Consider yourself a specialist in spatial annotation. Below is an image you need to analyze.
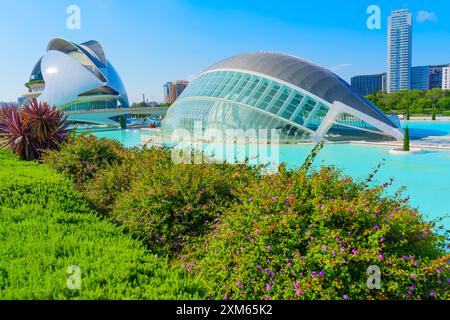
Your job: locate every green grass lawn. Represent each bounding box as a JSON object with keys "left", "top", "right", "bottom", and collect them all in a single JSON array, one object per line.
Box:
[{"left": 0, "top": 150, "right": 204, "bottom": 299}]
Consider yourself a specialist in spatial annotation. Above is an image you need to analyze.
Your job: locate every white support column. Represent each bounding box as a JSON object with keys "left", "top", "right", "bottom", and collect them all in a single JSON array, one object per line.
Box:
[{"left": 313, "top": 106, "right": 340, "bottom": 141}]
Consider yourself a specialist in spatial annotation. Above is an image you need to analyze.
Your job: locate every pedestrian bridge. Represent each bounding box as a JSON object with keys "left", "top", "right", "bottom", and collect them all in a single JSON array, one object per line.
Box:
[{"left": 66, "top": 106, "right": 169, "bottom": 126}]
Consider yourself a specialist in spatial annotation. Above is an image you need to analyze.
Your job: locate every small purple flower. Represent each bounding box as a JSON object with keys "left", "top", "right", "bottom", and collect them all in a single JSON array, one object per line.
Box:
[
  {"left": 318, "top": 270, "right": 325, "bottom": 278},
  {"left": 296, "top": 290, "right": 303, "bottom": 295},
  {"left": 266, "top": 284, "right": 271, "bottom": 291},
  {"left": 374, "top": 224, "right": 379, "bottom": 230},
  {"left": 267, "top": 246, "right": 272, "bottom": 251},
  {"left": 187, "top": 267, "right": 192, "bottom": 273},
  {"left": 410, "top": 273, "right": 415, "bottom": 279},
  {"left": 437, "top": 268, "right": 443, "bottom": 274},
  {"left": 379, "top": 254, "right": 385, "bottom": 261},
  {"left": 407, "top": 290, "right": 413, "bottom": 295},
  {"left": 332, "top": 250, "right": 336, "bottom": 256},
  {"left": 320, "top": 205, "right": 325, "bottom": 211},
  {"left": 430, "top": 290, "right": 435, "bottom": 297},
  {"left": 402, "top": 256, "right": 409, "bottom": 261},
  {"left": 265, "top": 296, "right": 270, "bottom": 300},
  {"left": 255, "top": 229, "right": 259, "bottom": 235},
  {"left": 321, "top": 245, "right": 327, "bottom": 252},
  {"left": 311, "top": 271, "right": 317, "bottom": 277},
  {"left": 340, "top": 248, "right": 345, "bottom": 253},
  {"left": 446, "top": 278, "right": 450, "bottom": 283},
  {"left": 272, "top": 196, "right": 277, "bottom": 201},
  {"left": 248, "top": 197, "right": 253, "bottom": 202},
  {"left": 287, "top": 263, "right": 292, "bottom": 267},
  {"left": 237, "top": 281, "right": 242, "bottom": 287},
  {"left": 351, "top": 249, "right": 358, "bottom": 255},
  {"left": 343, "top": 295, "right": 348, "bottom": 300}
]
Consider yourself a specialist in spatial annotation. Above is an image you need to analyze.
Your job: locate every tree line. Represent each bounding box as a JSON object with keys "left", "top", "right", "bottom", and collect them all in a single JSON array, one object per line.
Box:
[{"left": 365, "top": 88, "right": 450, "bottom": 116}]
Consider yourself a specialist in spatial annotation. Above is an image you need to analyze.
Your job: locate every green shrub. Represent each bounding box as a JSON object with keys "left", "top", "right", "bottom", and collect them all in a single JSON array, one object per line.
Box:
[
  {"left": 42, "top": 135, "right": 125, "bottom": 187},
  {"left": 85, "top": 146, "right": 258, "bottom": 255},
  {"left": 183, "top": 166, "right": 449, "bottom": 300},
  {"left": 38, "top": 137, "right": 450, "bottom": 300},
  {"left": 0, "top": 149, "right": 205, "bottom": 299}
]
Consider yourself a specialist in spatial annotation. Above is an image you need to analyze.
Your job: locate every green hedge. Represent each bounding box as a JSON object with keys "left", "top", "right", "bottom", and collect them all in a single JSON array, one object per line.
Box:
[{"left": 0, "top": 150, "right": 205, "bottom": 299}]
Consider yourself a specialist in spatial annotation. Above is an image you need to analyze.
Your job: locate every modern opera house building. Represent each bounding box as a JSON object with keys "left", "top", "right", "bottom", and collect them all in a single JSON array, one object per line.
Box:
[
  {"left": 22, "top": 38, "right": 129, "bottom": 111},
  {"left": 162, "top": 52, "right": 403, "bottom": 142}
]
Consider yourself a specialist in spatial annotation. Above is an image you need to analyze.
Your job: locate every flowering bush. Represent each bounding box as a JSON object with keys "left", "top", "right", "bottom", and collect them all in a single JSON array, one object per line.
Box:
[
  {"left": 184, "top": 166, "right": 449, "bottom": 300},
  {"left": 85, "top": 146, "right": 258, "bottom": 255},
  {"left": 44, "top": 137, "right": 450, "bottom": 299},
  {"left": 43, "top": 135, "right": 125, "bottom": 187}
]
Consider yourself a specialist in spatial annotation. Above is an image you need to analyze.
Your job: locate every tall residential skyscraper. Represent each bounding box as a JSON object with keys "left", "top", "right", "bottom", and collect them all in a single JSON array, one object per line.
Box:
[{"left": 387, "top": 9, "right": 412, "bottom": 93}]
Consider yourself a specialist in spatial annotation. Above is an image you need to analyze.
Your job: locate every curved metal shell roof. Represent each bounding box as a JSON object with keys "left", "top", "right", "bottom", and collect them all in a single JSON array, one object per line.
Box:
[
  {"left": 204, "top": 52, "right": 396, "bottom": 128},
  {"left": 30, "top": 38, "right": 129, "bottom": 107}
]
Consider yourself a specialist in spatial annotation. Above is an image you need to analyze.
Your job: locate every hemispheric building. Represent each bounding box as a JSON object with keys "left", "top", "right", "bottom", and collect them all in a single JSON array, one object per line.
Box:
[
  {"left": 22, "top": 38, "right": 129, "bottom": 111},
  {"left": 162, "top": 52, "right": 403, "bottom": 143}
]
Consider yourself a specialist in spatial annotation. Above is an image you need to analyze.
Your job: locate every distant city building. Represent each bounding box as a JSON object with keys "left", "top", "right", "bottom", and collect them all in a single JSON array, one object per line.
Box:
[
  {"left": 411, "top": 64, "right": 449, "bottom": 90},
  {"left": 443, "top": 66, "right": 450, "bottom": 90},
  {"left": 164, "top": 82, "right": 177, "bottom": 104},
  {"left": 382, "top": 73, "right": 387, "bottom": 92},
  {"left": 387, "top": 9, "right": 412, "bottom": 93},
  {"left": 17, "top": 97, "right": 26, "bottom": 106},
  {"left": 429, "top": 65, "right": 446, "bottom": 89},
  {"left": 164, "top": 80, "right": 189, "bottom": 104},
  {"left": 351, "top": 73, "right": 386, "bottom": 96},
  {"left": 175, "top": 80, "right": 189, "bottom": 98},
  {"left": 411, "top": 66, "right": 430, "bottom": 90}
]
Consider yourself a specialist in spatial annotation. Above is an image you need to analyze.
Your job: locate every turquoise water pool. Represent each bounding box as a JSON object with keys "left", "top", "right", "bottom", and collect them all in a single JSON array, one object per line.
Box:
[{"left": 91, "top": 122, "right": 450, "bottom": 228}]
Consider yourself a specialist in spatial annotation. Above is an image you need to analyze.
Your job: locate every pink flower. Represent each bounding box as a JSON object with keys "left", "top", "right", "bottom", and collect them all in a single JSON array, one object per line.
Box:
[
  {"left": 343, "top": 294, "right": 348, "bottom": 300},
  {"left": 266, "top": 284, "right": 271, "bottom": 291},
  {"left": 255, "top": 229, "right": 259, "bottom": 234},
  {"left": 321, "top": 245, "right": 327, "bottom": 252}
]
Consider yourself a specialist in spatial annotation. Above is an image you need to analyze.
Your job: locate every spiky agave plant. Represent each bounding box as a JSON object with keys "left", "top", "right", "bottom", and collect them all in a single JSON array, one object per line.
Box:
[
  {"left": 0, "top": 99, "right": 70, "bottom": 160},
  {"left": 0, "top": 105, "right": 36, "bottom": 160}
]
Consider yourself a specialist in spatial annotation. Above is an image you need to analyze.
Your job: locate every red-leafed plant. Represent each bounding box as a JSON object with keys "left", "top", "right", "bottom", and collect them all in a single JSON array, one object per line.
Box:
[{"left": 0, "top": 99, "right": 70, "bottom": 160}]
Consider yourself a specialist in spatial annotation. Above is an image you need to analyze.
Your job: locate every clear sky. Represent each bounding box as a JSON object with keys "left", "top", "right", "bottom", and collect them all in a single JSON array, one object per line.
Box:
[{"left": 0, "top": 0, "right": 449, "bottom": 103}]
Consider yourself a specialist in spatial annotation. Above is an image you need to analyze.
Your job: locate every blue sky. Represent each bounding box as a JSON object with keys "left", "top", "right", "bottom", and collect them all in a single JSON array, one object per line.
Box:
[{"left": 0, "top": 0, "right": 449, "bottom": 103}]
